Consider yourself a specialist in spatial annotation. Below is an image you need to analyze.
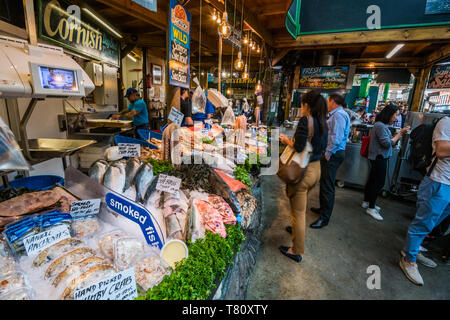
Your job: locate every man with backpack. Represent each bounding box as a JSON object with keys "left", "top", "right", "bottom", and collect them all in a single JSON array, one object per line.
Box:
[{"left": 399, "top": 115, "right": 450, "bottom": 285}]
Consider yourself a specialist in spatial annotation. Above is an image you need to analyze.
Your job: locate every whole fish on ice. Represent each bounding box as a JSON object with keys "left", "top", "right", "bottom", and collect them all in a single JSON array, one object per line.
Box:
[
  {"left": 103, "top": 161, "right": 126, "bottom": 193},
  {"left": 134, "top": 163, "right": 154, "bottom": 203},
  {"left": 88, "top": 160, "right": 109, "bottom": 184},
  {"left": 124, "top": 158, "right": 141, "bottom": 192}
]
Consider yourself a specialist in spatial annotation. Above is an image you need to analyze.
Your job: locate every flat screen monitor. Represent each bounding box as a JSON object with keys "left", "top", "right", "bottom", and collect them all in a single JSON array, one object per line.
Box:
[{"left": 30, "top": 63, "right": 85, "bottom": 97}]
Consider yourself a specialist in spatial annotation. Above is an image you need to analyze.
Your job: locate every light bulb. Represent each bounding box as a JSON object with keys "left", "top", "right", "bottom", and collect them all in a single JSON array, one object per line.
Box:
[
  {"left": 243, "top": 37, "right": 248, "bottom": 44},
  {"left": 242, "top": 65, "right": 249, "bottom": 79},
  {"left": 218, "top": 12, "right": 231, "bottom": 38},
  {"left": 212, "top": 9, "right": 217, "bottom": 21},
  {"left": 234, "top": 51, "right": 244, "bottom": 71},
  {"left": 222, "top": 71, "right": 227, "bottom": 78},
  {"left": 257, "top": 46, "right": 260, "bottom": 53},
  {"left": 255, "top": 80, "right": 262, "bottom": 92},
  {"left": 217, "top": 16, "right": 221, "bottom": 24},
  {"left": 227, "top": 88, "right": 232, "bottom": 95}
]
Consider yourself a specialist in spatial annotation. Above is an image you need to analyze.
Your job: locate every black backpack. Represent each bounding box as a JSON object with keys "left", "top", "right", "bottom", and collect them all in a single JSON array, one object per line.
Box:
[{"left": 408, "top": 116, "right": 447, "bottom": 176}]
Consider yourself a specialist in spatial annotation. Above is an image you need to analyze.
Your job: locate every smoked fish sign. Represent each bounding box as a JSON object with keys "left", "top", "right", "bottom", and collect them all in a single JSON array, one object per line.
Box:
[
  {"left": 169, "top": 0, "right": 191, "bottom": 88},
  {"left": 38, "top": 0, "right": 120, "bottom": 67}
]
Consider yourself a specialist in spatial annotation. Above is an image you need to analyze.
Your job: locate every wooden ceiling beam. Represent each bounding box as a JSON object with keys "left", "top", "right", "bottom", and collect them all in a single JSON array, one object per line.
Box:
[
  {"left": 273, "top": 26, "right": 450, "bottom": 49},
  {"left": 412, "top": 42, "right": 432, "bottom": 56},
  {"left": 424, "top": 43, "right": 450, "bottom": 66}
]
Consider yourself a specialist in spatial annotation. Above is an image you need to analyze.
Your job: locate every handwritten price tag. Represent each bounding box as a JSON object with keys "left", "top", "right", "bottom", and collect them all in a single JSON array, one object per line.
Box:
[
  {"left": 168, "top": 107, "right": 184, "bottom": 125},
  {"left": 156, "top": 174, "right": 182, "bottom": 194},
  {"left": 118, "top": 143, "right": 140, "bottom": 157},
  {"left": 23, "top": 225, "right": 71, "bottom": 256},
  {"left": 70, "top": 199, "right": 101, "bottom": 218}
]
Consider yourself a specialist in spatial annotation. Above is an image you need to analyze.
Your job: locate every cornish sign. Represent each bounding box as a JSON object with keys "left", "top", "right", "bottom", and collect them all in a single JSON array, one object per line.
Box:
[
  {"left": 169, "top": 0, "right": 191, "bottom": 88},
  {"left": 38, "top": 0, "right": 120, "bottom": 66}
]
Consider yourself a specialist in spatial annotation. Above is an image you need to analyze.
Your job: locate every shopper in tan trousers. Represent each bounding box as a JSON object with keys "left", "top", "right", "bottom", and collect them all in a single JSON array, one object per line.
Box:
[{"left": 279, "top": 90, "right": 328, "bottom": 263}]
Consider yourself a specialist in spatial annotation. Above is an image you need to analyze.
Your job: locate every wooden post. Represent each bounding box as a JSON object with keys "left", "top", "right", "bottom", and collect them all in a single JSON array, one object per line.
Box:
[
  {"left": 218, "top": 36, "right": 223, "bottom": 93},
  {"left": 410, "top": 66, "right": 432, "bottom": 112},
  {"left": 284, "top": 71, "right": 294, "bottom": 121},
  {"left": 23, "top": 0, "right": 37, "bottom": 45}
]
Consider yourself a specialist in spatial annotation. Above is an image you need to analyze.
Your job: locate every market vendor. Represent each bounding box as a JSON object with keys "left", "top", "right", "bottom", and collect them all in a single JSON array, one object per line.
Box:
[
  {"left": 111, "top": 88, "right": 150, "bottom": 137},
  {"left": 180, "top": 88, "right": 194, "bottom": 127}
]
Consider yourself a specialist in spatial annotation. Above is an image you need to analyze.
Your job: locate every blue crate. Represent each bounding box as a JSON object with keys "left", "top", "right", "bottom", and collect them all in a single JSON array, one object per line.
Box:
[
  {"left": 114, "top": 135, "right": 158, "bottom": 149},
  {"left": 0, "top": 175, "right": 64, "bottom": 191},
  {"left": 137, "top": 129, "right": 163, "bottom": 141}
]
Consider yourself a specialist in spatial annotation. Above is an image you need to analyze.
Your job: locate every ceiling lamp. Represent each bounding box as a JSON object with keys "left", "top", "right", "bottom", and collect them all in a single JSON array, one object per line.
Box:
[
  {"left": 257, "top": 46, "right": 260, "bottom": 53},
  {"left": 386, "top": 43, "right": 405, "bottom": 59},
  {"left": 212, "top": 9, "right": 217, "bottom": 21},
  {"left": 242, "top": 64, "right": 249, "bottom": 79},
  {"left": 217, "top": 15, "right": 222, "bottom": 24},
  {"left": 222, "top": 71, "right": 227, "bottom": 78},
  {"left": 218, "top": 12, "right": 231, "bottom": 38},
  {"left": 243, "top": 36, "right": 248, "bottom": 44},
  {"left": 234, "top": 51, "right": 244, "bottom": 71},
  {"left": 226, "top": 88, "right": 232, "bottom": 95},
  {"left": 255, "top": 80, "right": 262, "bottom": 92}
]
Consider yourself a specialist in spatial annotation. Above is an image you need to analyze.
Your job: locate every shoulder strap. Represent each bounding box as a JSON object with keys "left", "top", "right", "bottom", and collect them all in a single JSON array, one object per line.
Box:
[{"left": 307, "top": 116, "right": 314, "bottom": 143}]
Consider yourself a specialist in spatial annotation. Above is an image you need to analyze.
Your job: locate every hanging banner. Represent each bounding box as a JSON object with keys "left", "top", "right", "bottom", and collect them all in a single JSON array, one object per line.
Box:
[
  {"left": 38, "top": 0, "right": 120, "bottom": 67},
  {"left": 299, "top": 66, "right": 349, "bottom": 89},
  {"left": 169, "top": 0, "right": 191, "bottom": 89},
  {"left": 132, "top": 0, "right": 157, "bottom": 12},
  {"left": 428, "top": 64, "right": 450, "bottom": 89}
]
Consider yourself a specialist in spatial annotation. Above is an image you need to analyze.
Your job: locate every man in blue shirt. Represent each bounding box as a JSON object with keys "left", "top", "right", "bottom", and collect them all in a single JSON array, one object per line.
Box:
[
  {"left": 191, "top": 99, "right": 215, "bottom": 123},
  {"left": 112, "top": 88, "right": 149, "bottom": 137},
  {"left": 310, "top": 93, "right": 351, "bottom": 229}
]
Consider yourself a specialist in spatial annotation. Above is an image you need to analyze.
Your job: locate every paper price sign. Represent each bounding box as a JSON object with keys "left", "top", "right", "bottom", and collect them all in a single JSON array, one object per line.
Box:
[
  {"left": 201, "top": 128, "right": 209, "bottom": 136},
  {"left": 23, "top": 225, "right": 71, "bottom": 256},
  {"left": 156, "top": 174, "right": 182, "bottom": 194},
  {"left": 168, "top": 107, "right": 184, "bottom": 125},
  {"left": 74, "top": 268, "right": 138, "bottom": 300},
  {"left": 70, "top": 199, "right": 101, "bottom": 218},
  {"left": 118, "top": 143, "right": 141, "bottom": 157}
]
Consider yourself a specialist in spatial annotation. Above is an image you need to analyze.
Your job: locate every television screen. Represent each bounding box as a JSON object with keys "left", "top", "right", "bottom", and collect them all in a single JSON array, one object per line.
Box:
[{"left": 38, "top": 66, "right": 78, "bottom": 91}]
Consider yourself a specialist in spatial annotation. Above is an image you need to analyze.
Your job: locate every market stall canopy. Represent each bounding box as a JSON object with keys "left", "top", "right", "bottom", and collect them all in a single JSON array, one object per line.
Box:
[{"left": 0, "top": 35, "right": 94, "bottom": 98}]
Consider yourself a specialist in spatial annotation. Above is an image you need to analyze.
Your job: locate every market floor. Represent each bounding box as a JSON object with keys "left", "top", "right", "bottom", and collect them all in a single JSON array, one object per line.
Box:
[{"left": 246, "top": 175, "right": 450, "bottom": 300}]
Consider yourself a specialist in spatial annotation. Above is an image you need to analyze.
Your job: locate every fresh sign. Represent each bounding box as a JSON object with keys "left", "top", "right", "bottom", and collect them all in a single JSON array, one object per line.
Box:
[
  {"left": 74, "top": 268, "right": 137, "bottom": 300},
  {"left": 23, "top": 225, "right": 71, "bottom": 256}
]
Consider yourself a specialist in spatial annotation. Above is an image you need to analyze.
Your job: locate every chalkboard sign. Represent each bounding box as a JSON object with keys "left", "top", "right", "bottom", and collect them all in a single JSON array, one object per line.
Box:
[
  {"left": 299, "top": 66, "right": 349, "bottom": 89},
  {"left": 286, "top": 0, "right": 450, "bottom": 39},
  {"left": 428, "top": 64, "right": 450, "bottom": 89}
]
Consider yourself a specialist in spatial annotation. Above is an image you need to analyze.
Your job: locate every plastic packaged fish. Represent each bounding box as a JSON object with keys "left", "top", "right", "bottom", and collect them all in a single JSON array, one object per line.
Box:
[
  {"left": 61, "top": 263, "right": 117, "bottom": 300},
  {"left": 134, "top": 253, "right": 169, "bottom": 291},
  {"left": 0, "top": 271, "right": 30, "bottom": 295},
  {"left": 0, "top": 286, "right": 35, "bottom": 300},
  {"left": 97, "top": 229, "right": 126, "bottom": 260},
  {"left": 45, "top": 247, "right": 96, "bottom": 279},
  {"left": 113, "top": 237, "right": 145, "bottom": 271},
  {"left": 0, "top": 256, "right": 17, "bottom": 277},
  {"left": 71, "top": 217, "right": 101, "bottom": 238},
  {"left": 33, "top": 238, "right": 84, "bottom": 267},
  {"left": 52, "top": 256, "right": 106, "bottom": 288}
]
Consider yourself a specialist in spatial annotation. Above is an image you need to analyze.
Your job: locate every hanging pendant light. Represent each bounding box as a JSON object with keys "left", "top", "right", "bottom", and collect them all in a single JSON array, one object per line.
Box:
[
  {"left": 256, "top": 45, "right": 260, "bottom": 53},
  {"left": 212, "top": 8, "right": 217, "bottom": 21},
  {"left": 255, "top": 80, "right": 262, "bottom": 92},
  {"left": 218, "top": 11, "right": 231, "bottom": 38},
  {"left": 234, "top": 51, "right": 244, "bottom": 71},
  {"left": 242, "top": 64, "right": 249, "bottom": 79}
]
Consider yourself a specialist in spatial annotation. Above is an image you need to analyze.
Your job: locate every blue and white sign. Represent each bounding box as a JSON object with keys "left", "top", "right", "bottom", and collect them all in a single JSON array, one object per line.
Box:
[
  {"left": 132, "top": 0, "right": 157, "bottom": 12},
  {"left": 105, "top": 192, "right": 165, "bottom": 249}
]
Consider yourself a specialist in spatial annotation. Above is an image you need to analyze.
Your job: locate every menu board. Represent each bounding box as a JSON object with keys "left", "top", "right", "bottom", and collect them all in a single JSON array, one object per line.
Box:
[
  {"left": 299, "top": 66, "right": 349, "bottom": 89},
  {"left": 428, "top": 64, "right": 450, "bottom": 89},
  {"left": 169, "top": 0, "right": 191, "bottom": 88}
]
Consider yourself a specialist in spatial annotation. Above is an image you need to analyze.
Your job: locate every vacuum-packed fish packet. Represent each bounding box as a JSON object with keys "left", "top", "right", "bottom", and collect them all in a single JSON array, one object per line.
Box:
[
  {"left": 97, "top": 229, "right": 127, "bottom": 261},
  {"left": 0, "top": 256, "right": 17, "bottom": 277},
  {"left": 71, "top": 217, "right": 102, "bottom": 238},
  {"left": 0, "top": 271, "right": 30, "bottom": 295},
  {"left": 133, "top": 253, "right": 169, "bottom": 291},
  {"left": 52, "top": 256, "right": 106, "bottom": 288},
  {"left": 45, "top": 247, "right": 96, "bottom": 279},
  {"left": 113, "top": 237, "right": 145, "bottom": 271},
  {"left": 0, "top": 286, "right": 35, "bottom": 300},
  {"left": 33, "top": 238, "right": 84, "bottom": 267}
]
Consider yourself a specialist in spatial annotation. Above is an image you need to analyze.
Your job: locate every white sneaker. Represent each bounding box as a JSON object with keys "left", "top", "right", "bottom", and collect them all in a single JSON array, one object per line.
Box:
[
  {"left": 361, "top": 201, "right": 381, "bottom": 211},
  {"left": 399, "top": 257, "right": 424, "bottom": 286},
  {"left": 400, "top": 250, "right": 437, "bottom": 268},
  {"left": 366, "top": 208, "right": 383, "bottom": 221}
]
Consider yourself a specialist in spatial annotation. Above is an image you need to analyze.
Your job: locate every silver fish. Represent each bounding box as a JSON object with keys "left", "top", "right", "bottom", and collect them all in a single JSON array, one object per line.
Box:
[
  {"left": 103, "top": 161, "right": 126, "bottom": 193},
  {"left": 123, "top": 158, "right": 141, "bottom": 192},
  {"left": 134, "top": 163, "right": 154, "bottom": 203},
  {"left": 88, "top": 160, "right": 109, "bottom": 184}
]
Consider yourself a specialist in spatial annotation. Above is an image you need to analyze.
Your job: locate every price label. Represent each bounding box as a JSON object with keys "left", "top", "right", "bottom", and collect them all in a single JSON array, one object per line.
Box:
[
  {"left": 74, "top": 268, "right": 138, "bottom": 300},
  {"left": 23, "top": 225, "right": 71, "bottom": 256},
  {"left": 201, "top": 128, "right": 209, "bottom": 136},
  {"left": 118, "top": 143, "right": 141, "bottom": 157},
  {"left": 70, "top": 199, "right": 101, "bottom": 218},
  {"left": 168, "top": 107, "right": 184, "bottom": 125},
  {"left": 155, "top": 174, "right": 182, "bottom": 194}
]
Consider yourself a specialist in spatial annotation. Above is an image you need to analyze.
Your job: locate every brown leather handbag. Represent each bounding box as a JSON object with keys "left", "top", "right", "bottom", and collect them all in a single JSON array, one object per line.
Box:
[{"left": 277, "top": 116, "right": 314, "bottom": 185}]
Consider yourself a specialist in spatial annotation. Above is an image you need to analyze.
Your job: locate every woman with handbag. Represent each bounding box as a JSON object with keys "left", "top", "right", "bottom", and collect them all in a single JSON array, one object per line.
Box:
[
  {"left": 278, "top": 90, "right": 328, "bottom": 262},
  {"left": 362, "top": 104, "right": 410, "bottom": 221}
]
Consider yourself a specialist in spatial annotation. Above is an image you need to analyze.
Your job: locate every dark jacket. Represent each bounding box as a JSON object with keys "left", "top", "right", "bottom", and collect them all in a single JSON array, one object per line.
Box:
[{"left": 293, "top": 116, "right": 328, "bottom": 162}]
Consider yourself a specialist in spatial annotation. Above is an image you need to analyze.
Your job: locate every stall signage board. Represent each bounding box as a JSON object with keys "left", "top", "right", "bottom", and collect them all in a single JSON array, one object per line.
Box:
[
  {"left": 70, "top": 199, "right": 101, "bottom": 218},
  {"left": 74, "top": 268, "right": 138, "bottom": 300},
  {"left": 169, "top": 0, "right": 191, "bottom": 88},
  {"left": 38, "top": 0, "right": 120, "bottom": 67},
  {"left": 132, "top": 0, "right": 157, "bottom": 12},
  {"left": 428, "top": 64, "right": 450, "bottom": 89},
  {"left": 223, "top": 26, "right": 242, "bottom": 50},
  {"left": 299, "top": 66, "right": 349, "bottom": 89},
  {"left": 23, "top": 225, "right": 71, "bottom": 256},
  {"left": 105, "top": 192, "right": 165, "bottom": 249},
  {"left": 168, "top": 107, "right": 184, "bottom": 125},
  {"left": 118, "top": 143, "right": 141, "bottom": 157},
  {"left": 286, "top": 0, "right": 450, "bottom": 39},
  {"left": 156, "top": 174, "right": 182, "bottom": 194}
]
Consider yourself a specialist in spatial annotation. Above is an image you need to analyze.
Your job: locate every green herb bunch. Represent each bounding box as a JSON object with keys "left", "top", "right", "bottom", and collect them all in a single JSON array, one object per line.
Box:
[
  {"left": 146, "top": 158, "right": 174, "bottom": 176},
  {"left": 233, "top": 165, "right": 252, "bottom": 191},
  {"left": 137, "top": 224, "right": 245, "bottom": 300}
]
